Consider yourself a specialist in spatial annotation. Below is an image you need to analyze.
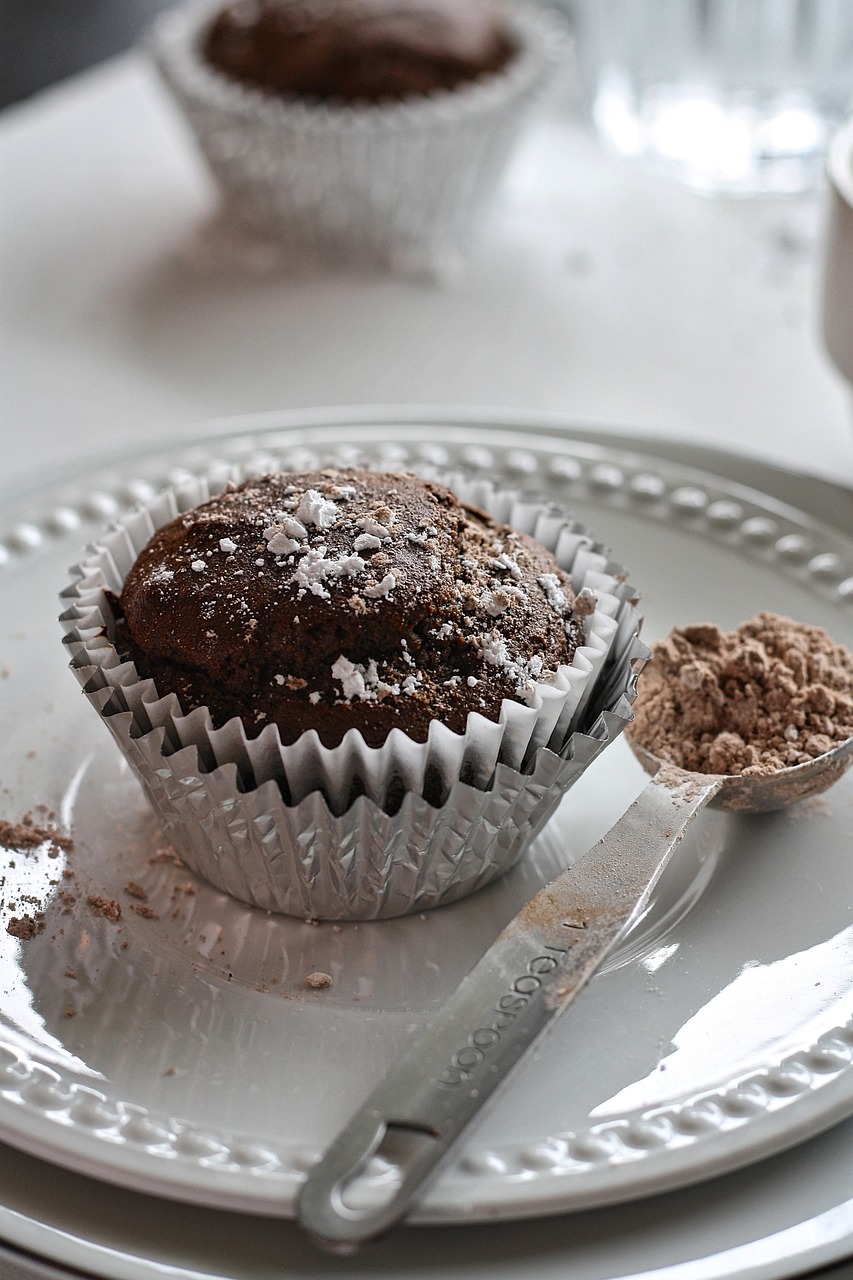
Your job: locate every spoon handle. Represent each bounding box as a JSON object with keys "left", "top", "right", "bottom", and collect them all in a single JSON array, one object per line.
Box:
[{"left": 297, "top": 769, "right": 723, "bottom": 1248}]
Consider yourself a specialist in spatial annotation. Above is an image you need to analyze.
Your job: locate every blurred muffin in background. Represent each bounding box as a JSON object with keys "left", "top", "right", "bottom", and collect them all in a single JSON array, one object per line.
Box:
[
  {"left": 150, "top": 0, "right": 567, "bottom": 272},
  {"left": 203, "top": 0, "right": 517, "bottom": 102}
]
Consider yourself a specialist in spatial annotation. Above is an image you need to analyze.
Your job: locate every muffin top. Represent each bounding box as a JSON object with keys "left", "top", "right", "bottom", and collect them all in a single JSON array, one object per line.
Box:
[
  {"left": 202, "top": 0, "right": 516, "bottom": 102},
  {"left": 114, "top": 468, "right": 588, "bottom": 748}
]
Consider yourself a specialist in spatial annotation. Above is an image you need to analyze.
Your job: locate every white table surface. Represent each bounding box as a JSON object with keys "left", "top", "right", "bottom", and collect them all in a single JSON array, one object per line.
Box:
[
  {"left": 1, "top": 53, "right": 852, "bottom": 492},
  {"left": 0, "top": 42, "right": 852, "bottom": 1280}
]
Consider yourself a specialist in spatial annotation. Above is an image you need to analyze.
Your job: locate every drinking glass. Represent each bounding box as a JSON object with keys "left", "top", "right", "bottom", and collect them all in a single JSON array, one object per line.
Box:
[{"left": 569, "top": 0, "right": 853, "bottom": 194}]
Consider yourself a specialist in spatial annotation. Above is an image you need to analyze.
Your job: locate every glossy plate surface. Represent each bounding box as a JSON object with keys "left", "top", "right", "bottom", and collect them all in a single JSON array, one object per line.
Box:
[{"left": 0, "top": 411, "right": 851, "bottom": 1223}]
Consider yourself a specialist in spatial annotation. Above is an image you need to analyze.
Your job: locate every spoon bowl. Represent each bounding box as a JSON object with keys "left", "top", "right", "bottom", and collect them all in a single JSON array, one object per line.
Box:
[{"left": 630, "top": 730, "right": 853, "bottom": 813}]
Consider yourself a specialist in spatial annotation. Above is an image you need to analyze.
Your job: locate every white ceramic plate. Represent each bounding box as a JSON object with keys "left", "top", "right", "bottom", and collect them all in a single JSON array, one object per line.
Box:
[
  {"left": 0, "top": 413, "right": 851, "bottom": 1225},
  {"left": 0, "top": 1115, "right": 852, "bottom": 1280}
]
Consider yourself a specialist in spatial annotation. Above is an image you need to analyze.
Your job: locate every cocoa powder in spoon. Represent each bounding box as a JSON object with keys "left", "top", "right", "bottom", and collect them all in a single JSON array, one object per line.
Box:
[{"left": 627, "top": 612, "right": 853, "bottom": 776}]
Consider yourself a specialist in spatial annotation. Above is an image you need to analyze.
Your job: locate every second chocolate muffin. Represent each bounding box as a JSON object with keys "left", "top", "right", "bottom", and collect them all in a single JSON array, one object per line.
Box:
[
  {"left": 114, "top": 468, "right": 587, "bottom": 748},
  {"left": 203, "top": 0, "right": 517, "bottom": 103}
]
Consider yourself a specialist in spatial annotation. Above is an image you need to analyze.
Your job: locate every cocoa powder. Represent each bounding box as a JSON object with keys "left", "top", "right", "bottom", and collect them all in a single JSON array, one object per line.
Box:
[
  {"left": 6, "top": 915, "right": 43, "bottom": 940},
  {"left": 86, "top": 895, "right": 122, "bottom": 923},
  {"left": 0, "top": 816, "right": 73, "bottom": 857},
  {"left": 627, "top": 612, "right": 853, "bottom": 776}
]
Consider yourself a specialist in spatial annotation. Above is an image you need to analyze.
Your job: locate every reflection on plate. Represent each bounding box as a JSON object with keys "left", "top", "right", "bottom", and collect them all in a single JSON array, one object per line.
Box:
[{"left": 0, "top": 413, "right": 851, "bottom": 1224}]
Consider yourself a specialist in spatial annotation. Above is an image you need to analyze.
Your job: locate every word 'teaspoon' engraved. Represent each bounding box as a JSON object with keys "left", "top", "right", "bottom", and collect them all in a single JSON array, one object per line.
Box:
[{"left": 436, "top": 935, "right": 584, "bottom": 1088}]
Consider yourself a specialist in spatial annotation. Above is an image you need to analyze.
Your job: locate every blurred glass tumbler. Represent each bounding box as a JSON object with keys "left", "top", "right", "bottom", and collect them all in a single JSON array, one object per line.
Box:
[{"left": 572, "top": 0, "right": 853, "bottom": 194}]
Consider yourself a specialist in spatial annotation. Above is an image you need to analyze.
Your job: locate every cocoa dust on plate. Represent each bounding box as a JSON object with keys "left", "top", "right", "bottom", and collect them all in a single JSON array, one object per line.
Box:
[
  {"left": 0, "top": 814, "right": 128, "bottom": 939},
  {"left": 0, "top": 813, "right": 73, "bottom": 939}
]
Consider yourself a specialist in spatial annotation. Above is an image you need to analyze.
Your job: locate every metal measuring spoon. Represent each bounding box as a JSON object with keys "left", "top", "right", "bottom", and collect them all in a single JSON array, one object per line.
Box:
[{"left": 297, "top": 730, "right": 853, "bottom": 1249}]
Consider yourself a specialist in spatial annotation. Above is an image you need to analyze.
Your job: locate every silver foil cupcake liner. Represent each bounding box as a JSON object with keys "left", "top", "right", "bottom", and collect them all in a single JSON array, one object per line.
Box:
[
  {"left": 149, "top": 0, "right": 568, "bottom": 272},
  {"left": 60, "top": 468, "right": 645, "bottom": 920}
]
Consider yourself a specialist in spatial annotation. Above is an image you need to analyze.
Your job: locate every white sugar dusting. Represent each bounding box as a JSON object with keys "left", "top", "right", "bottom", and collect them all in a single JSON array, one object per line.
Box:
[
  {"left": 357, "top": 515, "right": 394, "bottom": 540},
  {"left": 292, "top": 547, "right": 366, "bottom": 599},
  {"left": 264, "top": 514, "right": 308, "bottom": 556},
  {"left": 191, "top": 560, "right": 206, "bottom": 573},
  {"left": 491, "top": 552, "right": 522, "bottom": 580},
  {"left": 538, "top": 573, "right": 569, "bottom": 614},
  {"left": 480, "top": 633, "right": 510, "bottom": 667},
  {"left": 330, "top": 653, "right": 419, "bottom": 703},
  {"left": 332, "top": 656, "right": 394, "bottom": 701},
  {"left": 296, "top": 489, "right": 340, "bottom": 529},
  {"left": 267, "top": 534, "right": 301, "bottom": 555},
  {"left": 354, "top": 533, "right": 382, "bottom": 552},
  {"left": 281, "top": 516, "right": 308, "bottom": 539},
  {"left": 475, "top": 630, "right": 551, "bottom": 697},
  {"left": 364, "top": 573, "right": 397, "bottom": 599},
  {"left": 482, "top": 584, "right": 523, "bottom": 617},
  {"left": 332, "top": 656, "right": 369, "bottom": 700},
  {"left": 219, "top": 538, "right": 237, "bottom": 554}
]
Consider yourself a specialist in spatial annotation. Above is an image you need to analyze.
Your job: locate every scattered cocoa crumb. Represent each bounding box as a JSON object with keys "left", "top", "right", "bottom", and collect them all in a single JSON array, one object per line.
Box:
[
  {"left": 7, "top": 914, "right": 43, "bottom": 940},
  {"left": 574, "top": 587, "right": 598, "bottom": 618},
  {"left": 150, "top": 847, "right": 181, "bottom": 866},
  {"left": 131, "top": 904, "right": 157, "bottom": 919},
  {"left": 64, "top": 969, "right": 78, "bottom": 980},
  {"left": 306, "top": 971, "right": 333, "bottom": 989},
  {"left": 0, "top": 816, "right": 73, "bottom": 857},
  {"left": 125, "top": 882, "right": 148, "bottom": 901},
  {"left": 87, "top": 895, "right": 121, "bottom": 922},
  {"left": 628, "top": 612, "right": 853, "bottom": 776}
]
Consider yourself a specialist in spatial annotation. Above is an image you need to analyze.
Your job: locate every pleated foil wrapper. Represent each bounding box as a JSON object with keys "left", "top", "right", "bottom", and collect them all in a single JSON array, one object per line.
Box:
[
  {"left": 149, "top": 0, "right": 568, "bottom": 273},
  {"left": 60, "top": 468, "right": 646, "bottom": 920}
]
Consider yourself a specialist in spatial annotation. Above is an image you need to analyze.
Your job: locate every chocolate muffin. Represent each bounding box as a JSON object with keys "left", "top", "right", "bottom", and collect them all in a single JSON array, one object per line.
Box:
[
  {"left": 203, "top": 0, "right": 517, "bottom": 103},
  {"left": 113, "top": 468, "right": 586, "bottom": 749}
]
